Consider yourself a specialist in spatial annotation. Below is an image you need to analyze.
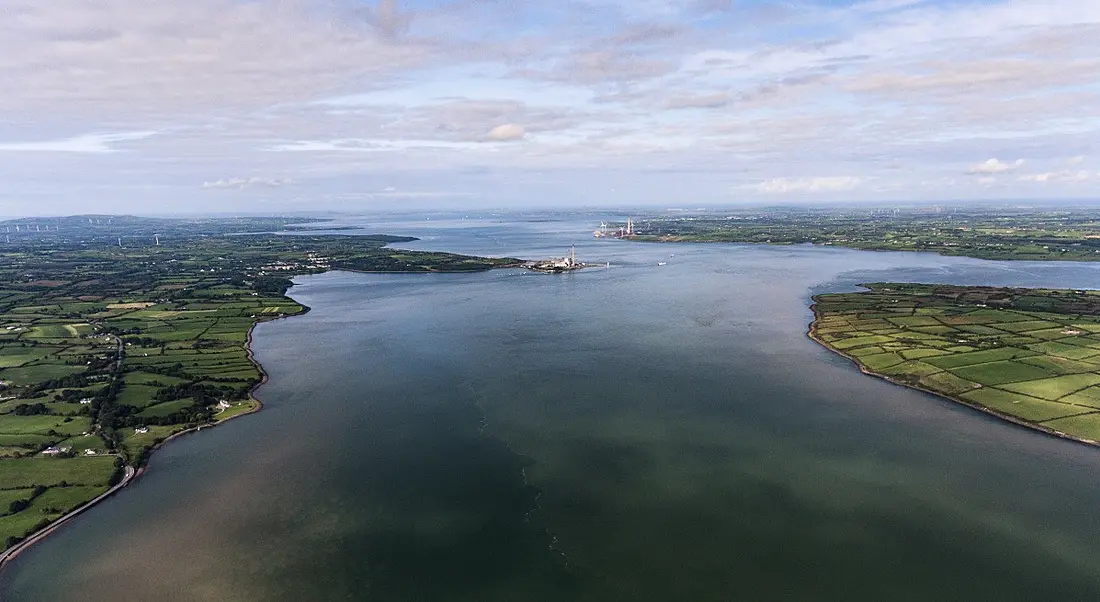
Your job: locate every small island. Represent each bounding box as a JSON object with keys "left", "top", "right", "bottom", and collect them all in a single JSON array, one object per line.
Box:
[
  {"left": 525, "top": 246, "right": 599, "bottom": 273},
  {"left": 811, "top": 283, "right": 1100, "bottom": 446}
]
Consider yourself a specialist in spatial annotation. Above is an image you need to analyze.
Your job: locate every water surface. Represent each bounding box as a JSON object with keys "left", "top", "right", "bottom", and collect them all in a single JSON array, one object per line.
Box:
[{"left": 5, "top": 216, "right": 1100, "bottom": 600}]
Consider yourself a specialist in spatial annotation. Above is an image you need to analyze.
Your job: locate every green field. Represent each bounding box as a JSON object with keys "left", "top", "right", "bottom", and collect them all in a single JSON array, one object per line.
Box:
[
  {"left": 0, "top": 457, "right": 115, "bottom": 489},
  {"left": 813, "top": 283, "right": 1100, "bottom": 445},
  {"left": 115, "top": 384, "right": 162, "bottom": 408},
  {"left": 0, "top": 415, "right": 91, "bottom": 437},
  {"left": 137, "top": 399, "right": 197, "bottom": 418},
  {"left": 0, "top": 363, "right": 86, "bottom": 386}
]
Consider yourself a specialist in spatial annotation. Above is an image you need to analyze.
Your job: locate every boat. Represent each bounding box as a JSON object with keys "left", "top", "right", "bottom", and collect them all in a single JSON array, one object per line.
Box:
[{"left": 657, "top": 262, "right": 667, "bottom": 266}]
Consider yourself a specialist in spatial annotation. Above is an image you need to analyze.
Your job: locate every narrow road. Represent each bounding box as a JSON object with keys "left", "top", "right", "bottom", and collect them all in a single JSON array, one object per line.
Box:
[{"left": 0, "top": 465, "right": 136, "bottom": 572}]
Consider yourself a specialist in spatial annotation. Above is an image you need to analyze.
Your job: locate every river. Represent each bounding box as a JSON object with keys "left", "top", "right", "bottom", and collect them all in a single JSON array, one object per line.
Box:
[{"left": 4, "top": 212, "right": 1100, "bottom": 601}]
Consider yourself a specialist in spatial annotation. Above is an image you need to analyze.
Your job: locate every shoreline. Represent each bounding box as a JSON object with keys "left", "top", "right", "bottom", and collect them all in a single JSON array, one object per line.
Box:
[
  {"left": 0, "top": 262, "right": 515, "bottom": 572},
  {"left": 806, "top": 296, "right": 1100, "bottom": 451},
  {"left": 0, "top": 304, "right": 311, "bottom": 575},
  {"left": 0, "top": 466, "right": 136, "bottom": 572}
]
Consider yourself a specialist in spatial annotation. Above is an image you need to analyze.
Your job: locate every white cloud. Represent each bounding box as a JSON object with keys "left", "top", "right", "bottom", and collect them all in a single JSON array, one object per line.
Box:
[
  {"left": 485, "top": 124, "right": 526, "bottom": 142},
  {"left": 202, "top": 177, "right": 293, "bottom": 189},
  {"left": 4, "top": 0, "right": 1100, "bottom": 212},
  {"left": 0, "top": 131, "right": 156, "bottom": 153},
  {"left": 752, "top": 176, "right": 862, "bottom": 194},
  {"left": 1017, "top": 170, "right": 1092, "bottom": 183},
  {"left": 663, "top": 92, "right": 731, "bottom": 109},
  {"left": 0, "top": 0, "right": 442, "bottom": 117},
  {"left": 967, "top": 158, "right": 1024, "bottom": 175}
]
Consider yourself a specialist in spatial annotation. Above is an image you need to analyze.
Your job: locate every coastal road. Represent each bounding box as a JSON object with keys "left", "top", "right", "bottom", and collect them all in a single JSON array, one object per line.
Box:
[{"left": 0, "top": 465, "right": 136, "bottom": 572}]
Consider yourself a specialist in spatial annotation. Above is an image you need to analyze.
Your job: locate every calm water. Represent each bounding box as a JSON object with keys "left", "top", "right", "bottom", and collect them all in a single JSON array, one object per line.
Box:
[{"left": 6, "top": 214, "right": 1100, "bottom": 601}]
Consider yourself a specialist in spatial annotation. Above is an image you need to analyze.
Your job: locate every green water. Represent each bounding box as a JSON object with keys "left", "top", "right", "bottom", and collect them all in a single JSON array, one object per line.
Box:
[{"left": 6, "top": 223, "right": 1100, "bottom": 601}]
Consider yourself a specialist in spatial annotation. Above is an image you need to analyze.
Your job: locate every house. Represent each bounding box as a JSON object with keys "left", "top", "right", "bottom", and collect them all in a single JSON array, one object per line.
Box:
[
  {"left": 135, "top": 427, "right": 149, "bottom": 434},
  {"left": 84, "top": 449, "right": 97, "bottom": 455},
  {"left": 79, "top": 398, "right": 93, "bottom": 405},
  {"left": 216, "top": 400, "right": 232, "bottom": 411}
]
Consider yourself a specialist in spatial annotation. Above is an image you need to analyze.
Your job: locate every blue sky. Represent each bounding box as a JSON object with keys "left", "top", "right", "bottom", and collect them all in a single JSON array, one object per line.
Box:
[{"left": 1, "top": 0, "right": 1098, "bottom": 216}]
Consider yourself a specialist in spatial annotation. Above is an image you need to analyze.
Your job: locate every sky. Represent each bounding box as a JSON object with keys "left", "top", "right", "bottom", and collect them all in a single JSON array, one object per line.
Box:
[{"left": 1, "top": 0, "right": 1098, "bottom": 216}]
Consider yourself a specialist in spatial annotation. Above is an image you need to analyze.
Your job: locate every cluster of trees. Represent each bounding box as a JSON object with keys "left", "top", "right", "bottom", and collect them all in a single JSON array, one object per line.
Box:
[
  {"left": 122, "top": 336, "right": 161, "bottom": 347},
  {"left": 134, "top": 402, "right": 213, "bottom": 427},
  {"left": 53, "top": 387, "right": 103, "bottom": 403},
  {"left": 4, "top": 485, "right": 47, "bottom": 517},
  {"left": 152, "top": 382, "right": 221, "bottom": 404},
  {"left": 11, "top": 402, "right": 50, "bottom": 416},
  {"left": 102, "top": 325, "right": 144, "bottom": 336},
  {"left": 140, "top": 363, "right": 190, "bottom": 379},
  {"left": 252, "top": 276, "right": 293, "bottom": 294},
  {"left": 86, "top": 380, "right": 124, "bottom": 451},
  {"left": 30, "top": 373, "right": 90, "bottom": 393}
]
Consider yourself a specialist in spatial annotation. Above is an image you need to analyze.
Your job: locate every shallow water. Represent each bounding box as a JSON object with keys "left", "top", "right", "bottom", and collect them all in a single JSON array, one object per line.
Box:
[{"left": 6, "top": 214, "right": 1100, "bottom": 601}]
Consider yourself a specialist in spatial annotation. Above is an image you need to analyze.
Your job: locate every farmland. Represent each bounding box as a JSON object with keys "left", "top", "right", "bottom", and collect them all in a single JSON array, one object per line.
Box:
[
  {"left": 812, "top": 283, "right": 1100, "bottom": 445},
  {"left": 0, "top": 215, "right": 519, "bottom": 550}
]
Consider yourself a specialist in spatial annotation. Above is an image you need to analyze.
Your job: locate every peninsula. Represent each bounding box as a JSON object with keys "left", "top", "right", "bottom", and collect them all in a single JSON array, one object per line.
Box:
[
  {"left": 0, "top": 215, "right": 519, "bottom": 558},
  {"left": 811, "top": 283, "right": 1100, "bottom": 446}
]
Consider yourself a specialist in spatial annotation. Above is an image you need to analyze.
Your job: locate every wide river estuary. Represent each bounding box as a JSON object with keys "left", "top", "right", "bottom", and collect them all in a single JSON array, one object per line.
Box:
[{"left": 5, "top": 214, "right": 1100, "bottom": 601}]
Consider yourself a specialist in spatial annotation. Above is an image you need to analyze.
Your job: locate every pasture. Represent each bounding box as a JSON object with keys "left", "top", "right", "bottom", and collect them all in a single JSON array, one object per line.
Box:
[{"left": 813, "top": 283, "right": 1100, "bottom": 444}]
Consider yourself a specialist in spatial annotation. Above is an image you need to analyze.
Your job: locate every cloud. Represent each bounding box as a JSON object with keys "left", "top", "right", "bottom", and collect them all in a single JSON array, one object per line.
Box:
[
  {"left": 202, "top": 177, "right": 294, "bottom": 189},
  {"left": 968, "top": 158, "right": 1024, "bottom": 175},
  {"left": 362, "top": 0, "right": 413, "bottom": 39},
  {"left": 0, "top": 0, "right": 443, "bottom": 118},
  {"left": 663, "top": 92, "right": 731, "bottom": 110},
  {"left": 752, "top": 177, "right": 862, "bottom": 194},
  {"left": 4, "top": 0, "right": 1100, "bottom": 213},
  {"left": 485, "top": 124, "right": 526, "bottom": 142},
  {"left": 1018, "top": 170, "right": 1092, "bottom": 184},
  {"left": 0, "top": 131, "right": 156, "bottom": 153},
  {"left": 511, "top": 51, "right": 675, "bottom": 85}
]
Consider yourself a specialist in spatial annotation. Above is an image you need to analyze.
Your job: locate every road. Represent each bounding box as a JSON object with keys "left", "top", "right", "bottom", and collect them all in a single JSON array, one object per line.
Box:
[{"left": 0, "top": 465, "right": 136, "bottom": 572}]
